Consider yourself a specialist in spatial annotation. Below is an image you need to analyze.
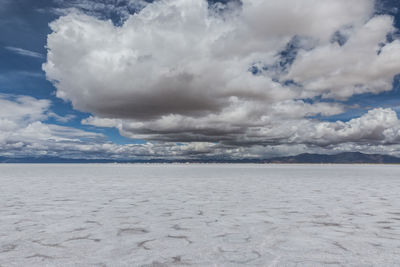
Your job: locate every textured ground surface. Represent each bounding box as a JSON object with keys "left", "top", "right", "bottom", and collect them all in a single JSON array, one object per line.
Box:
[{"left": 1, "top": 164, "right": 400, "bottom": 266}]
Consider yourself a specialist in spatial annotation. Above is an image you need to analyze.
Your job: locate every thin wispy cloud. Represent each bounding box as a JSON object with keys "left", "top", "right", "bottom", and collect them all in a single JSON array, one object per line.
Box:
[{"left": 5, "top": 46, "right": 44, "bottom": 59}]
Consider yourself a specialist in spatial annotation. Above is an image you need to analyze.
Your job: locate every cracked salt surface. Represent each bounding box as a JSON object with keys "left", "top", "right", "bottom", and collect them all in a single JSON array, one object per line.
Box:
[{"left": 1, "top": 164, "right": 400, "bottom": 266}]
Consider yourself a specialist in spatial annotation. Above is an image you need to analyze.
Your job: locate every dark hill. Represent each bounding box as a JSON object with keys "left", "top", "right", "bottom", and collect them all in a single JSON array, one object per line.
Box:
[{"left": 266, "top": 152, "right": 400, "bottom": 164}]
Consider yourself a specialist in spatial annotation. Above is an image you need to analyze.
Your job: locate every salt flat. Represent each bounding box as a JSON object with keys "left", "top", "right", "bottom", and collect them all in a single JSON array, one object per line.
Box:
[{"left": 0, "top": 164, "right": 400, "bottom": 266}]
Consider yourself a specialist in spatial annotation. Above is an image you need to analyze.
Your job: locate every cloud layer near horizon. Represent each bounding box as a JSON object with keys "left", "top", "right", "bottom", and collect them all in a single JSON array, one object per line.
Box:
[
  {"left": 0, "top": 94, "right": 221, "bottom": 159},
  {"left": 2, "top": 94, "right": 400, "bottom": 159},
  {"left": 38, "top": 0, "right": 400, "bottom": 157}
]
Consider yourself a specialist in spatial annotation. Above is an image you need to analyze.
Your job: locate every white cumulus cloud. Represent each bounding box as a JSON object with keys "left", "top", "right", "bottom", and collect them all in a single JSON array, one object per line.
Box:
[{"left": 42, "top": 0, "right": 400, "bottom": 157}]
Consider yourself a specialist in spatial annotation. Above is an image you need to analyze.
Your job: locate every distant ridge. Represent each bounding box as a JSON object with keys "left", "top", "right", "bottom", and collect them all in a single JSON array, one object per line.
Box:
[
  {"left": 1, "top": 152, "right": 400, "bottom": 163},
  {"left": 266, "top": 152, "right": 400, "bottom": 164}
]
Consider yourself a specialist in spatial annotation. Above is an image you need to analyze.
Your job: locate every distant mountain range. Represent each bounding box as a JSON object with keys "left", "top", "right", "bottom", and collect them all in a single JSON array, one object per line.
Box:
[
  {"left": 265, "top": 152, "right": 400, "bottom": 164},
  {"left": 1, "top": 152, "right": 400, "bottom": 164}
]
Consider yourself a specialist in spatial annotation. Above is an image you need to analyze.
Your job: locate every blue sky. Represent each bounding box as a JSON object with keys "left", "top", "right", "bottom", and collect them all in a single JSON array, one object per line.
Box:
[
  {"left": 1, "top": 0, "right": 400, "bottom": 159},
  {"left": 0, "top": 0, "right": 142, "bottom": 145}
]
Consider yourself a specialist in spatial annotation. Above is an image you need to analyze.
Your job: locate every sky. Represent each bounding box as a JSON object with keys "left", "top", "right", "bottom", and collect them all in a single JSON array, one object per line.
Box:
[{"left": 1, "top": 0, "right": 400, "bottom": 160}]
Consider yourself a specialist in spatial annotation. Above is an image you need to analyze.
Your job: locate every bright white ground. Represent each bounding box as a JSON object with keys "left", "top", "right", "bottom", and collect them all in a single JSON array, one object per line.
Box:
[{"left": 1, "top": 164, "right": 400, "bottom": 266}]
